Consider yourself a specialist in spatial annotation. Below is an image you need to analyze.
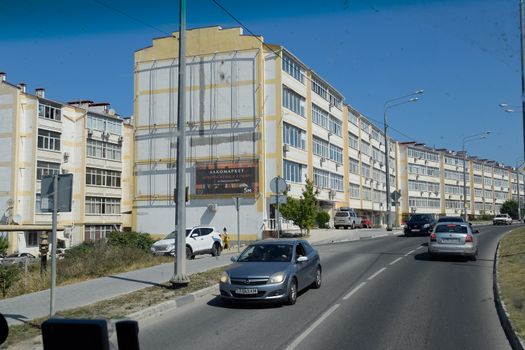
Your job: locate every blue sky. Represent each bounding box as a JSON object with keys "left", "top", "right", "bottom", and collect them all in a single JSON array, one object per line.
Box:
[{"left": 0, "top": 0, "right": 521, "bottom": 166}]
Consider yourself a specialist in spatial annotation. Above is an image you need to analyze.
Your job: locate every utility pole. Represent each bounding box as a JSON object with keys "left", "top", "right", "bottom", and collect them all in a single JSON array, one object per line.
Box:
[
  {"left": 171, "top": 0, "right": 189, "bottom": 285},
  {"left": 49, "top": 175, "right": 58, "bottom": 317},
  {"left": 520, "top": 0, "right": 525, "bottom": 163}
]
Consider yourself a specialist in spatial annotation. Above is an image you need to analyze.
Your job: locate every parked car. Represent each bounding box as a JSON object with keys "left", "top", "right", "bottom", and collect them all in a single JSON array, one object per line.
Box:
[
  {"left": 404, "top": 214, "right": 436, "bottom": 236},
  {"left": 150, "top": 226, "right": 223, "bottom": 259},
  {"left": 493, "top": 214, "right": 512, "bottom": 225},
  {"left": 219, "top": 239, "right": 321, "bottom": 305},
  {"left": 334, "top": 208, "right": 361, "bottom": 229},
  {"left": 428, "top": 222, "right": 479, "bottom": 260},
  {"left": 360, "top": 216, "right": 373, "bottom": 228},
  {"left": 2, "top": 252, "right": 37, "bottom": 266}
]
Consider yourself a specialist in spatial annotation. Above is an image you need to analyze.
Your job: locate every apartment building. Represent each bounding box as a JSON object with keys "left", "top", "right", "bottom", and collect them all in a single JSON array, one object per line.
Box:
[
  {"left": 0, "top": 73, "right": 131, "bottom": 254},
  {"left": 397, "top": 142, "right": 524, "bottom": 220},
  {"left": 133, "top": 26, "right": 398, "bottom": 239}
]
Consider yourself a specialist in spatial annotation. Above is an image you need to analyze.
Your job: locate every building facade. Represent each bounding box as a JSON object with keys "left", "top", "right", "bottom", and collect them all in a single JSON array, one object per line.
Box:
[{"left": 0, "top": 73, "right": 132, "bottom": 254}]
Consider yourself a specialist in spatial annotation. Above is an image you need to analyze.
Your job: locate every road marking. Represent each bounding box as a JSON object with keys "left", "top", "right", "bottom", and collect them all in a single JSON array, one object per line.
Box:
[
  {"left": 404, "top": 249, "right": 415, "bottom": 256},
  {"left": 367, "top": 267, "right": 387, "bottom": 280},
  {"left": 285, "top": 303, "right": 341, "bottom": 350},
  {"left": 343, "top": 281, "right": 366, "bottom": 300},
  {"left": 389, "top": 257, "right": 403, "bottom": 265},
  {"left": 416, "top": 246, "right": 424, "bottom": 250}
]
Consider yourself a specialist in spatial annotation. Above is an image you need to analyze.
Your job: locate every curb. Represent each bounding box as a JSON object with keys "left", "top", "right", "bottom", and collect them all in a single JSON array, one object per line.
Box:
[
  {"left": 126, "top": 284, "right": 219, "bottom": 322},
  {"left": 493, "top": 233, "right": 525, "bottom": 350}
]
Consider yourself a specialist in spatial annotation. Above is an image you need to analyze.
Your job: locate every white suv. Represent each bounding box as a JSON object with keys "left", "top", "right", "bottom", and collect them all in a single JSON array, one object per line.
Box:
[{"left": 151, "top": 226, "right": 223, "bottom": 259}]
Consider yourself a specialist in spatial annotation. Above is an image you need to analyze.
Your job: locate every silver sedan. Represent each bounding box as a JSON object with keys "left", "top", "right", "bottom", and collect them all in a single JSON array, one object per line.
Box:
[
  {"left": 428, "top": 222, "right": 479, "bottom": 260},
  {"left": 219, "top": 239, "right": 322, "bottom": 305}
]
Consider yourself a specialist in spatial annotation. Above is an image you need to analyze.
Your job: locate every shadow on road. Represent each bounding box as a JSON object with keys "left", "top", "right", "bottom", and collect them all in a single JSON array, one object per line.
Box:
[
  {"left": 414, "top": 252, "right": 471, "bottom": 263},
  {"left": 206, "top": 289, "right": 309, "bottom": 310}
]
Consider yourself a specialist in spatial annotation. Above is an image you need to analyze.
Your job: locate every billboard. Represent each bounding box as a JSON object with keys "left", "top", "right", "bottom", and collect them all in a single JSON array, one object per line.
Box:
[{"left": 195, "top": 160, "right": 259, "bottom": 195}]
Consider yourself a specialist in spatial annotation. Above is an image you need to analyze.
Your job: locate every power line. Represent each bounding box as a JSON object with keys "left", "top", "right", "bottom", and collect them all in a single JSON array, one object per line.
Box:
[{"left": 92, "top": 0, "right": 172, "bottom": 36}]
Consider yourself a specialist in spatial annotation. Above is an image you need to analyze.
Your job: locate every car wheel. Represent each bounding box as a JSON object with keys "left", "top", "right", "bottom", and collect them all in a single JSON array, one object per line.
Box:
[
  {"left": 211, "top": 243, "right": 221, "bottom": 257},
  {"left": 286, "top": 278, "right": 298, "bottom": 305},
  {"left": 470, "top": 249, "right": 478, "bottom": 261},
  {"left": 351, "top": 222, "right": 355, "bottom": 230},
  {"left": 312, "top": 266, "right": 322, "bottom": 289},
  {"left": 185, "top": 246, "right": 193, "bottom": 260}
]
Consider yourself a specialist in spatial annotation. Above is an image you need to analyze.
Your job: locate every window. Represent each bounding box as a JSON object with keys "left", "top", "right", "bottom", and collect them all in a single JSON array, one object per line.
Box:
[
  {"left": 474, "top": 175, "right": 482, "bottom": 184},
  {"left": 360, "top": 120, "right": 370, "bottom": 134},
  {"left": 484, "top": 177, "right": 492, "bottom": 186},
  {"left": 86, "top": 168, "right": 121, "bottom": 188},
  {"left": 26, "top": 232, "right": 39, "bottom": 247},
  {"left": 329, "top": 144, "right": 343, "bottom": 164},
  {"left": 408, "top": 164, "right": 440, "bottom": 177},
  {"left": 38, "top": 103, "right": 61, "bottom": 121},
  {"left": 87, "top": 139, "right": 122, "bottom": 161},
  {"left": 409, "top": 197, "right": 440, "bottom": 208},
  {"left": 348, "top": 110, "right": 359, "bottom": 125},
  {"left": 87, "top": 114, "right": 122, "bottom": 135},
  {"left": 84, "top": 225, "right": 120, "bottom": 241},
  {"left": 313, "top": 136, "right": 329, "bottom": 158},
  {"left": 349, "top": 183, "right": 360, "bottom": 198},
  {"left": 407, "top": 148, "right": 439, "bottom": 162},
  {"left": 349, "top": 158, "right": 359, "bottom": 174},
  {"left": 362, "top": 187, "right": 371, "bottom": 201},
  {"left": 348, "top": 132, "right": 359, "bottom": 150},
  {"left": 36, "top": 161, "right": 60, "bottom": 180},
  {"left": 282, "top": 54, "right": 304, "bottom": 83},
  {"left": 329, "top": 115, "right": 342, "bottom": 136},
  {"left": 313, "top": 168, "right": 330, "bottom": 188},
  {"left": 35, "top": 193, "right": 43, "bottom": 213},
  {"left": 38, "top": 129, "right": 61, "bottom": 151},
  {"left": 85, "top": 197, "right": 121, "bottom": 214},
  {"left": 284, "top": 160, "right": 306, "bottom": 183},
  {"left": 312, "top": 79, "right": 328, "bottom": 99},
  {"left": 408, "top": 180, "right": 440, "bottom": 192},
  {"left": 312, "top": 104, "right": 329, "bottom": 129},
  {"left": 361, "top": 163, "right": 371, "bottom": 178},
  {"left": 372, "top": 147, "right": 385, "bottom": 164},
  {"left": 283, "top": 87, "right": 305, "bottom": 116},
  {"left": 283, "top": 123, "right": 306, "bottom": 150},
  {"left": 360, "top": 141, "right": 371, "bottom": 156},
  {"left": 330, "top": 174, "right": 344, "bottom": 191}
]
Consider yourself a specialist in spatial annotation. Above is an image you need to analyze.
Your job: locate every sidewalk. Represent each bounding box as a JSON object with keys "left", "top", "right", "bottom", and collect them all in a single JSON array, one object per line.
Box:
[{"left": 1, "top": 227, "right": 401, "bottom": 326}]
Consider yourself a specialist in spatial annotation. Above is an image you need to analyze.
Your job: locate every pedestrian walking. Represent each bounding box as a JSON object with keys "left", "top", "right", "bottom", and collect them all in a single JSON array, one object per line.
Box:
[{"left": 221, "top": 227, "right": 230, "bottom": 250}]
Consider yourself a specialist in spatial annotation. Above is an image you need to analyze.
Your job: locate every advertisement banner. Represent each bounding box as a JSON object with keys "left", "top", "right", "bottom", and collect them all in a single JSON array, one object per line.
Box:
[{"left": 195, "top": 160, "right": 259, "bottom": 195}]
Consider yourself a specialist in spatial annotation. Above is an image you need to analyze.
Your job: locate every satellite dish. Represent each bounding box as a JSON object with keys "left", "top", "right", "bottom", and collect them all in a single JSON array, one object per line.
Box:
[{"left": 12, "top": 214, "right": 21, "bottom": 225}]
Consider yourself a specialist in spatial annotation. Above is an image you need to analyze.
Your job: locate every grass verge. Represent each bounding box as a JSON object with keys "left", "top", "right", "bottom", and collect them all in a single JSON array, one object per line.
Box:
[
  {"left": 498, "top": 227, "right": 525, "bottom": 341},
  {"left": 3, "top": 266, "right": 225, "bottom": 349}
]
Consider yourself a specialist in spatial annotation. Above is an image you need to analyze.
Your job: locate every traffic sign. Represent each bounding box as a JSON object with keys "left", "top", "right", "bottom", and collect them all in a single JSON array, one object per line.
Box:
[
  {"left": 390, "top": 190, "right": 401, "bottom": 202},
  {"left": 270, "top": 195, "right": 288, "bottom": 205},
  {"left": 270, "top": 176, "right": 288, "bottom": 194}
]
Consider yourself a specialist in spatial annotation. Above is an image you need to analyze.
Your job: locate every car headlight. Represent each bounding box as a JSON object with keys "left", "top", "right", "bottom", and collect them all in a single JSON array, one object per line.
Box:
[
  {"left": 423, "top": 224, "right": 430, "bottom": 228},
  {"left": 220, "top": 272, "right": 230, "bottom": 284},
  {"left": 268, "top": 272, "right": 286, "bottom": 284}
]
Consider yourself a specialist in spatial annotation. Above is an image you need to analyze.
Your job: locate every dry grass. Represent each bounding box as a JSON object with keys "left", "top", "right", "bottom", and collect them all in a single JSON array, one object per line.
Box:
[
  {"left": 498, "top": 227, "right": 525, "bottom": 340},
  {"left": 3, "top": 266, "right": 225, "bottom": 349}
]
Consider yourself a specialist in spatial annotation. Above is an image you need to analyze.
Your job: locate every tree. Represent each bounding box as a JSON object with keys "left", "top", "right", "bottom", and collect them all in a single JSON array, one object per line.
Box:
[
  {"left": 500, "top": 200, "right": 519, "bottom": 219},
  {"left": 0, "top": 236, "right": 8, "bottom": 257},
  {"left": 279, "top": 178, "right": 319, "bottom": 236}
]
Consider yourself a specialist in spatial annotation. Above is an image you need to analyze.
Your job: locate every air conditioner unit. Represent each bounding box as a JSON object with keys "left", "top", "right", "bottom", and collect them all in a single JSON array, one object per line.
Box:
[
  {"left": 118, "top": 136, "right": 124, "bottom": 144},
  {"left": 283, "top": 144, "right": 290, "bottom": 153},
  {"left": 63, "top": 152, "right": 70, "bottom": 162},
  {"left": 329, "top": 189, "right": 337, "bottom": 197},
  {"left": 320, "top": 157, "right": 326, "bottom": 164},
  {"left": 87, "top": 129, "right": 93, "bottom": 137}
]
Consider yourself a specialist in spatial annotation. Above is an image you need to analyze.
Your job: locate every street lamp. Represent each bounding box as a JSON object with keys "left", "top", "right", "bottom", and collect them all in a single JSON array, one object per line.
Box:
[
  {"left": 461, "top": 131, "right": 491, "bottom": 221},
  {"left": 384, "top": 89, "right": 424, "bottom": 231}
]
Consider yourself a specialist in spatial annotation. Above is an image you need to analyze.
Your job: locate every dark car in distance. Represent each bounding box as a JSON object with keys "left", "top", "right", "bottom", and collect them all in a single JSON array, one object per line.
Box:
[{"left": 404, "top": 214, "right": 436, "bottom": 236}]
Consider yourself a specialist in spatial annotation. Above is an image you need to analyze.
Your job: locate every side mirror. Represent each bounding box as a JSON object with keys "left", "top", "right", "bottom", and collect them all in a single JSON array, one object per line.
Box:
[
  {"left": 191, "top": 233, "right": 199, "bottom": 238},
  {"left": 296, "top": 256, "right": 308, "bottom": 263},
  {"left": 230, "top": 256, "right": 238, "bottom": 262}
]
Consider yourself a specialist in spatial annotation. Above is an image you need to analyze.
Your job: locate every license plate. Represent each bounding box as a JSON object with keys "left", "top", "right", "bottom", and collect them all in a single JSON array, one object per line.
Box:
[
  {"left": 440, "top": 238, "right": 459, "bottom": 244},
  {"left": 235, "top": 288, "right": 258, "bottom": 295},
  {"left": 411, "top": 229, "right": 420, "bottom": 232}
]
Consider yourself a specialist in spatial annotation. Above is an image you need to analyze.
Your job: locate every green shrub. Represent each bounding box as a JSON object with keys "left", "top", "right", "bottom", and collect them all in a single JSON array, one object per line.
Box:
[
  {"left": 0, "top": 236, "right": 8, "bottom": 256},
  {"left": 107, "top": 231, "right": 154, "bottom": 252},
  {"left": 0, "top": 264, "right": 20, "bottom": 297},
  {"left": 316, "top": 211, "right": 331, "bottom": 229}
]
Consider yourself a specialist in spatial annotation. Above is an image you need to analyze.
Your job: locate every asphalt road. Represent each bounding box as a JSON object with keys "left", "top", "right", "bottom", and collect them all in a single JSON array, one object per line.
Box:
[{"left": 138, "top": 224, "right": 519, "bottom": 350}]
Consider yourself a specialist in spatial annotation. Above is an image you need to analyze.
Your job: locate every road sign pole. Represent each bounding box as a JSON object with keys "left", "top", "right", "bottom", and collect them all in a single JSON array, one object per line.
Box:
[
  {"left": 235, "top": 197, "right": 240, "bottom": 253},
  {"left": 49, "top": 174, "right": 58, "bottom": 317}
]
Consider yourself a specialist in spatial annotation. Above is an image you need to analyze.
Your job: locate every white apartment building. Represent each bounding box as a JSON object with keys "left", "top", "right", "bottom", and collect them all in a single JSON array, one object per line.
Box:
[{"left": 0, "top": 73, "right": 131, "bottom": 254}]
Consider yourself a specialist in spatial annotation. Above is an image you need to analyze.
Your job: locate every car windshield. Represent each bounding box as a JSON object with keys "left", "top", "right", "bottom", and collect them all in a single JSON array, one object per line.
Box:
[
  {"left": 438, "top": 217, "right": 464, "bottom": 222},
  {"left": 435, "top": 224, "right": 469, "bottom": 234},
  {"left": 408, "top": 215, "right": 431, "bottom": 222},
  {"left": 335, "top": 212, "right": 349, "bottom": 217},
  {"left": 237, "top": 244, "right": 293, "bottom": 262},
  {"left": 165, "top": 229, "right": 192, "bottom": 239}
]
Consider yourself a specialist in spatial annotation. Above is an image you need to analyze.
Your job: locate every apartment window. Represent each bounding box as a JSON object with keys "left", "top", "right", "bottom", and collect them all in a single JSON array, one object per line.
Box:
[
  {"left": 38, "top": 129, "right": 61, "bottom": 151},
  {"left": 26, "top": 232, "right": 39, "bottom": 247},
  {"left": 349, "top": 183, "right": 360, "bottom": 198},
  {"left": 360, "top": 141, "right": 371, "bottom": 156},
  {"left": 313, "top": 168, "right": 330, "bottom": 188},
  {"left": 329, "top": 144, "right": 343, "bottom": 164},
  {"left": 84, "top": 224, "right": 120, "bottom": 241},
  {"left": 408, "top": 164, "right": 440, "bottom": 177},
  {"left": 348, "top": 132, "right": 359, "bottom": 150},
  {"left": 283, "top": 123, "right": 306, "bottom": 150},
  {"left": 86, "top": 168, "right": 121, "bottom": 188},
  {"left": 474, "top": 175, "right": 482, "bottom": 184},
  {"left": 360, "top": 120, "right": 370, "bottom": 134},
  {"left": 361, "top": 163, "right": 371, "bottom": 179},
  {"left": 313, "top": 136, "right": 329, "bottom": 158},
  {"left": 35, "top": 193, "right": 43, "bottom": 213},
  {"left": 284, "top": 160, "right": 306, "bottom": 183},
  {"left": 85, "top": 197, "right": 121, "bottom": 215},
  {"left": 330, "top": 174, "right": 344, "bottom": 191},
  {"left": 87, "top": 114, "right": 122, "bottom": 135},
  {"left": 87, "top": 139, "right": 122, "bottom": 161},
  {"left": 312, "top": 79, "right": 328, "bottom": 99},
  {"left": 329, "top": 115, "right": 342, "bottom": 137},
  {"left": 36, "top": 161, "right": 60, "bottom": 180},
  {"left": 349, "top": 158, "right": 359, "bottom": 174},
  {"left": 362, "top": 187, "right": 371, "bottom": 201},
  {"left": 282, "top": 54, "right": 304, "bottom": 83},
  {"left": 484, "top": 177, "right": 492, "bottom": 186},
  {"left": 409, "top": 197, "right": 440, "bottom": 208},
  {"left": 372, "top": 147, "right": 385, "bottom": 164},
  {"left": 484, "top": 190, "right": 493, "bottom": 198},
  {"left": 38, "top": 103, "right": 61, "bottom": 121},
  {"left": 407, "top": 148, "right": 439, "bottom": 162},
  {"left": 348, "top": 111, "right": 359, "bottom": 125},
  {"left": 409, "top": 180, "right": 440, "bottom": 192},
  {"left": 283, "top": 87, "right": 305, "bottom": 117},
  {"left": 312, "top": 104, "right": 329, "bottom": 129}
]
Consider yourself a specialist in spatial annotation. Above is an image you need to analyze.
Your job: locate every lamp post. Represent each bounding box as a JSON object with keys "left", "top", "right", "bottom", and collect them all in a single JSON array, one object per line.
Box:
[
  {"left": 461, "top": 131, "right": 491, "bottom": 221},
  {"left": 384, "top": 90, "right": 424, "bottom": 231}
]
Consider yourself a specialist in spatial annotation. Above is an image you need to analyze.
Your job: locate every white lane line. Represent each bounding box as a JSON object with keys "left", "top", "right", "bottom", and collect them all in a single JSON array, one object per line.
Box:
[
  {"left": 343, "top": 281, "right": 367, "bottom": 300},
  {"left": 416, "top": 246, "right": 424, "bottom": 250},
  {"left": 404, "top": 249, "right": 415, "bottom": 256},
  {"left": 367, "top": 267, "right": 387, "bottom": 281},
  {"left": 389, "top": 257, "right": 403, "bottom": 265},
  {"left": 285, "top": 303, "right": 341, "bottom": 350}
]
